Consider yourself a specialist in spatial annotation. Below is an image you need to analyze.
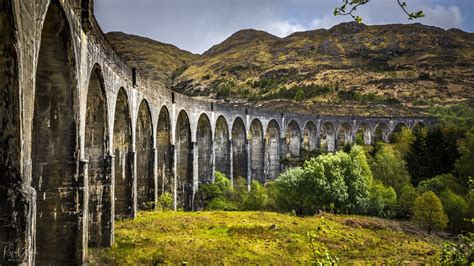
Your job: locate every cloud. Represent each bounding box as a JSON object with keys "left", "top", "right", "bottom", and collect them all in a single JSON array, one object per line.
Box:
[
  {"left": 262, "top": 20, "right": 308, "bottom": 37},
  {"left": 420, "top": 5, "right": 462, "bottom": 29}
]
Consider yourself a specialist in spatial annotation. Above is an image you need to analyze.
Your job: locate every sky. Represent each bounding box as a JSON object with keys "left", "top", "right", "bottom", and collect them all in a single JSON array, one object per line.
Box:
[{"left": 95, "top": 0, "right": 474, "bottom": 54}]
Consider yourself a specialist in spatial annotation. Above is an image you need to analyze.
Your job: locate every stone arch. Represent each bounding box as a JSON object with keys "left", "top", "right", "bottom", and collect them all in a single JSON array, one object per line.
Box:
[
  {"left": 176, "top": 110, "right": 193, "bottom": 210},
  {"left": 320, "top": 122, "right": 336, "bottom": 152},
  {"left": 303, "top": 121, "right": 317, "bottom": 151},
  {"left": 32, "top": 2, "right": 79, "bottom": 263},
  {"left": 135, "top": 100, "right": 154, "bottom": 210},
  {"left": 85, "top": 64, "right": 110, "bottom": 248},
  {"left": 231, "top": 117, "right": 247, "bottom": 180},
  {"left": 265, "top": 119, "right": 281, "bottom": 181},
  {"left": 113, "top": 88, "right": 133, "bottom": 218},
  {"left": 355, "top": 122, "right": 372, "bottom": 145},
  {"left": 412, "top": 121, "right": 426, "bottom": 133},
  {"left": 374, "top": 122, "right": 390, "bottom": 143},
  {"left": 391, "top": 122, "right": 409, "bottom": 143},
  {"left": 285, "top": 120, "right": 301, "bottom": 156},
  {"left": 337, "top": 122, "right": 353, "bottom": 149},
  {"left": 197, "top": 113, "right": 213, "bottom": 184},
  {"left": 214, "top": 115, "right": 230, "bottom": 177},
  {"left": 156, "top": 106, "right": 172, "bottom": 196},
  {"left": 249, "top": 119, "right": 264, "bottom": 183}
]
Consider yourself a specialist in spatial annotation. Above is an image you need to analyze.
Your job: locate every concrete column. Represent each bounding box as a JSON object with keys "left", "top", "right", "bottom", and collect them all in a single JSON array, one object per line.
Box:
[
  {"left": 229, "top": 139, "right": 234, "bottom": 184},
  {"left": 108, "top": 154, "right": 115, "bottom": 246},
  {"left": 192, "top": 141, "right": 199, "bottom": 211},
  {"left": 153, "top": 148, "right": 158, "bottom": 203},
  {"left": 246, "top": 139, "right": 251, "bottom": 191},
  {"left": 79, "top": 159, "right": 89, "bottom": 264},
  {"left": 130, "top": 151, "right": 138, "bottom": 218},
  {"left": 172, "top": 145, "right": 177, "bottom": 211},
  {"left": 211, "top": 137, "right": 216, "bottom": 182}
]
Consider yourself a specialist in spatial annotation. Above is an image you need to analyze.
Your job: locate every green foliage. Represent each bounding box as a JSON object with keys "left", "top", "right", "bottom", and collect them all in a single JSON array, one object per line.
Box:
[
  {"left": 275, "top": 146, "right": 373, "bottom": 215},
  {"left": 156, "top": 192, "right": 173, "bottom": 211},
  {"left": 294, "top": 89, "right": 305, "bottom": 101},
  {"left": 196, "top": 172, "right": 233, "bottom": 210},
  {"left": 406, "top": 126, "right": 463, "bottom": 186},
  {"left": 440, "top": 190, "right": 469, "bottom": 232},
  {"left": 370, "top": 144, "right": 411, "bottom": 194},
  {"left": 307, "top": 219, "right": 339, "bottom": 265},
  {"left": 440, "top": 232, "right": 474, "bottom": 265},
  {"left": 344, "top": 146, "right": 373, "bottom": 213},
  {"left": 456, "top": 128, "right": 474, "bottom": 181},
  {"left": 395, "top": 183, "right": 418, "bottom": 219},
  {"left": 412, "top": 191, "right": 448, "bottom": 234},
  {"left": 417, "top": 173, "right": 463, "bottom": 196},
  {"left": 367, "top": 180, "right": 397, "bottom": 218},
  {"left": 429, "top": 104, "right": 474, "bottom": 131},
  {"left": 242, "top": 180, "right": 270, "bottom": 211},
  {"left": 280, "top": 149, "right": 323, "bottom": 168},
  {"left": 390, "top": 127, "right": 415, "bottom": 158}
]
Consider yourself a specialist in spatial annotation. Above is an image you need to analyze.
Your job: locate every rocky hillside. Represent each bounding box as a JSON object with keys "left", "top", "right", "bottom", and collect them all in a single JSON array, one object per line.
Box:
[
  {"left": 106, "top": 32, "right": 198, "bottom": 88},
  {"left": 106, "top": 23, "right": 474, "bottom": 116},
  {"left": 174, "top": 22, "right": 474, "bottom": 116}
]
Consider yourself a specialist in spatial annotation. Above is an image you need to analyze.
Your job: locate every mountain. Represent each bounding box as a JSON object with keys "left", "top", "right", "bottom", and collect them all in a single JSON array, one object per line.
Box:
[
  {"left": 173, "top": 22, "right": 474, "bottom": 116},
  {"left": 106, "top": 32, "right": 198, "bottom": 88}
]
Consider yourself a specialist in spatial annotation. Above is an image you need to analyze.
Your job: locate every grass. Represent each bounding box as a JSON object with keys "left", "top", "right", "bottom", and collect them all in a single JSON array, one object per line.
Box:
[{"left": 90, "top": 211, "right": 445, "bottom": 264}]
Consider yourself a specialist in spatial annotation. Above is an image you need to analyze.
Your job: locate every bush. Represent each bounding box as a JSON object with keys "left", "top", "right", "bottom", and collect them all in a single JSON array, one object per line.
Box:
[
  {"left": 294, "top": 89, "right": 305, "bottom": 101},
  {"left": 344, "top": 146, "right": 373, "bottom": 214},
  {"left": 440, "top": 189, "right": 469, "bottom": 232},
  {"left": 370, "top": 144, "right": 411, "bottom": 194},
  {"left": 395, "top": 183, "right": 418, "bottom": 219},
  {"left": 367, "top": 180, "right": 397, "bottom": 217},
  {"left": 417, "top": 173, "right": 463, "bottom": 196},
  {"left": 156, "top": 192, "right": 174, "bottom": 211},
  {"left": 273, "top": 167, "right": 305, "bottom": 214},
  {"left": 196, "top": 172, "right": 232, "bottom": 210},
  {"left": 242, "top": 180, "right": 270, "bottom": 211},
  {"left": 412, "top": 191, "right": 448, "bottom": 234}
]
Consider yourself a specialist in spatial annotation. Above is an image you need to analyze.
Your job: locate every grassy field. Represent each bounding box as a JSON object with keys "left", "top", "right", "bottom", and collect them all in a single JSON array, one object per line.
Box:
[{"left": 90, "top": 211, "right": 446, "bottom": 264}]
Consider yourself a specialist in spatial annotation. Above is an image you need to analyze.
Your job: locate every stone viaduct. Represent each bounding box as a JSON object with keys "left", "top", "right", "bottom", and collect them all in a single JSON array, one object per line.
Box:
[{"left": 0, "top": 0, "right": 435, "bottom": 264}]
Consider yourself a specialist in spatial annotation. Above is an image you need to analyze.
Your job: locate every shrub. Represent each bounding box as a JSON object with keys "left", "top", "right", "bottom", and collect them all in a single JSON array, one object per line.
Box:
[
  {"left": 242, "top": 180, "right": 270, "bottom": 210},
  {"left": 196, "top": 172, "right": 232, "bottom": 210},
  {"left": 294, "top": 89, "right": 305, "bottom": 101},
  {"left": 273, "top": 167, "right": 305, "bottom": 214},
  {"left": 395, "top": 183, "right": 418, "bottom": 219},
  {"left": 440, "top": 189, "right": 469, "bottom": 232},
  {"left": 412, "top": 191, "right": 448, "bottom": 234},
  {"left": 417, "top": 173, "right": 463, "bottom": 196},
  {"left": 156, "top": 192, "right": 173, "bottom": 211},
  {"left": 370, "top": 144, "right": 411, "bottom": 194},
  {"left": 343, "top": 146, "right": 373, "bottom": 214},
  {"left": 367, "top": 180, "right": 397, "bottom": 217}
]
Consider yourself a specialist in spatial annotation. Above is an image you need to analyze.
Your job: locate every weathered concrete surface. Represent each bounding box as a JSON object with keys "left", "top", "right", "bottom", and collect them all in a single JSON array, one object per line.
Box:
[{"left": 0, "top": 0, "right": 435, "bottom": 264}]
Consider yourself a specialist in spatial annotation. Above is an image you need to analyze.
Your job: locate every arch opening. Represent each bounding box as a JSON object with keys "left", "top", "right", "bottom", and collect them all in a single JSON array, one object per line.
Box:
[
  {"left": 285, "top": 120, "right": 301, "bottom": 156},
  {"left": 214, "top": 116, "right": 230, "bottom": 177},
  {"left": 157, "top": 106, "right": 172, "bottom": 196},
  {"left": 136, "top": 100, "right": 153, "bottom": 210},
  {"left": 265, "top": 120, "right": 280, "bottom": 181},
  {"left": 355, "top": 123, "right": 372, "bottom": 145},
  {"left": 249, "top": 119, "right": 264, "bottom": 183},
  {"left": 320, "top": 122, "right": 335, "bottom": 152},
  {"left": 176, "top": 111, "right": 193, "bottom": 210},
  {"left": 32, "top": 2, "right": 79, "bottom": 263},
  {"left": 113, "top": 89, "right": 133, "bottom": 218},
  {"left": 232, "top": 117, "right": 247, "bottom": 180},
  {"left": 374, "top": 122, "right": 390, "bottom": 143},
  {"left": 85, "top": 65, "right": 110, "bottom": 248},
  {"left": 197, "top": 114, "right": 212, "bottom": 184},
  {"left": 303, "top": 121, "right": 317, "bottom": 151},
  {"left": 337, "top": 122, "right": 352, "bottom": 150},
  {"left": 391, "top": 122, "right": 409, "bottom": 143}
]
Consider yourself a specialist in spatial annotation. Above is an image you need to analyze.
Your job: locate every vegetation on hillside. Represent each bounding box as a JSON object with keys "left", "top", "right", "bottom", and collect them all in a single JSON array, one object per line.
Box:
[{"left": 92, "top": 211, "right": 444, "bottom": 264}]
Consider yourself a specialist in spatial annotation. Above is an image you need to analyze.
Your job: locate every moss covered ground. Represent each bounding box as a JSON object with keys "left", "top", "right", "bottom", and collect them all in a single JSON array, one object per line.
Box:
[{"left": 90, "top": 211, "right": 446, "bottom": 264}]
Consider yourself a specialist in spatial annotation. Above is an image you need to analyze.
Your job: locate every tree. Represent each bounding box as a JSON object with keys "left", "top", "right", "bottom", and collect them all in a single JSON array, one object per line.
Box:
[
  {"left": 417, "top": 173, "right": 464, "bottom": 196},
  {"left": 334, "top": 0, "right": 424, "bottom": 24},
  {"left": 367, "top": 180, "right": 397, "bottom": 217},
  {"left": 343, "top": 145, "right": 373, "bottom": 213},
  {"left": 370, "top": 144, "right": 410, "bottom": 194},
  {"left": 396, "top": 183, "right": 418, "bottom": 219},
  {"left": 440, "top": 189, "right": 468, "bottom": 232},
  {"left": 412, "top": 191, "right": 448, "bottom": 234},
  {"left": 390, "top": 127, "right": 415, "bottom": 158},
  {"left": 456, "top": 128, "right": 474, "bottom": 184}
]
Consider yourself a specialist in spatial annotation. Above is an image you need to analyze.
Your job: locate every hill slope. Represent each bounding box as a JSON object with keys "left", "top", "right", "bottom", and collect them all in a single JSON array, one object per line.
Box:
[
  {"left": 106, "top": 32, "right": 198, "bottom": 88},
  {"left": 91, "top": 211, "right": 445, "bottom": 264},
  {"left": 174, "top": 23, "right": 474, "bottom": 116}
]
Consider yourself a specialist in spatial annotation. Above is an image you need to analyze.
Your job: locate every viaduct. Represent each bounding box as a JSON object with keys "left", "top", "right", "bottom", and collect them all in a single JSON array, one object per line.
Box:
[{"left": 0, "top": 0, "right": 434, "bottom": 264}]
